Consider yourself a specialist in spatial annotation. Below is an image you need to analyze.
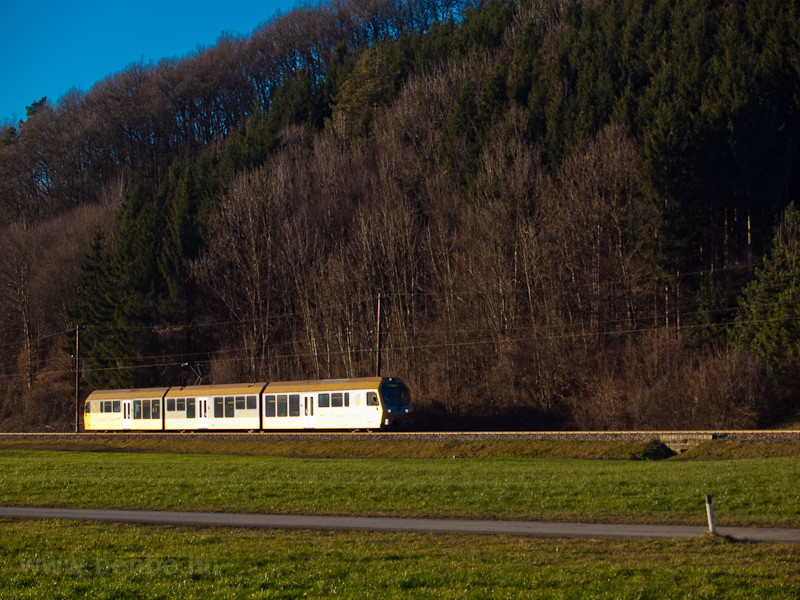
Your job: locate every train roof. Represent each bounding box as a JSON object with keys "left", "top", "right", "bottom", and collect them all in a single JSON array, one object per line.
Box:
[
  {"left": 164, "top": 382, "right": 267, "bottom": 397},
  {"left": 85, "top": 387, "right": 170, "bottom": 401},
  {"left": 85, "top": 378, "right": 405, "bottom": 400},
  {"left": 264, "top": 377, "right": 387, "bottom": 393}
]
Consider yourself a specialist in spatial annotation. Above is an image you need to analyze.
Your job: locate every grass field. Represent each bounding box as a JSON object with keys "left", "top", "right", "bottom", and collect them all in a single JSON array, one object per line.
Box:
[
  {"left": 1, "top": 449, "right": 799, "bottom": 527},
  {"left": 2, "top": 441, "right": 800, "bottom": 598},
  {"left": 3, "top": 519, "right": 799, "bottom": 599}
]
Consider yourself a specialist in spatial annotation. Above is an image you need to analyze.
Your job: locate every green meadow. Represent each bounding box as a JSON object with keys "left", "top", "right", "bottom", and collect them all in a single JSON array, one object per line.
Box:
[
  {"left": 0, "top": 449, "right": 798, "bottom": 527},
  {"left": 2, "top": 520, "right": 799, "bottom": 599},
  {"left": 2, "top": 443, "right": 800, "bottom": 598}
]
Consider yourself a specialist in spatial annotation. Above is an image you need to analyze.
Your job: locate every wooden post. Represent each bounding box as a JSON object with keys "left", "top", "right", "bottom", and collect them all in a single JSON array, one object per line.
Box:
[
  {"left": 375, "top": 293, "right": 383, "bottom": 378},
  {"left": 74, "top": 325, "right": 81, "bottom": 433},
  {"left": 705, "top": 494, "right": 716, "bottom": 534}
]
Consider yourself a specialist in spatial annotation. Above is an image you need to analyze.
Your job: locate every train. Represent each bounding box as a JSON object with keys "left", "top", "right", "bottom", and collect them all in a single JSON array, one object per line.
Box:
[{"left": 83, "top": 376, "right": 411, "bottom": 431}]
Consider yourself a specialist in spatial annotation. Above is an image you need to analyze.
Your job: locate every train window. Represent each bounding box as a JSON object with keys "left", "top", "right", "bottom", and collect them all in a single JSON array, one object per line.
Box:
[
  {"left": 152, "top": 400, "right": 160, "bottom": 419},
  {"left": 84, "top": 402, "right": 90, "bottom": 414},
  {"left": 225, "top": 396, "right": 235, "bottom": 418},
  {"left": 102, "top": 401, "right": 111, "bottom": 413},
  {"left": 133, "top": 400, "right": 142, "bottom": 419},
  {"left": 98, "top": 402, "right": 104, "bottom": 413},
  {"left": 235, "top": 396, "right": 245, "bottom": 410},
  {"left": 265, "top": 395, "right": 276, "bottom": 417},
  {"left": 318, "top": 393, "right": 329, "bottom": 408},
  {"left": 167, "top": 398, "right": 175, "bottom": 412},
  {"left": 277, "top": 395, "right": 288, "bottom": 417},
  {"left": 187, "top": 398, "right": 196, "bottom": 419},
  {"left": 177, "top": 398, "right": 185, "bottom": 412},
  {"left": 143, "top": 400, "right": 151, "bottom": 420},
  {"left": 289, "top": 394, "right": 300, "bottom": 417},
  {"left": 214, "top": 397, "right": 224, "bottom": 418},
  {"left": 113, "top": 401, "right": 120, "bottom": 413},
  {"left": 367, "top": 392, "right": 379, "bottom": 406},
  {"left": 332, "top": 393, "right": 343, "bottom": 408},
  {"left": 247, "top": 395, "right": 257, "bottom": 410}
]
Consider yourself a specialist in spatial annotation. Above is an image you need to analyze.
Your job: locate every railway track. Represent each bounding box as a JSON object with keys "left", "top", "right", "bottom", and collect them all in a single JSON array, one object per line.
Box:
[{"left": 2, "top": 429, "right": 799, "bottom": 443}]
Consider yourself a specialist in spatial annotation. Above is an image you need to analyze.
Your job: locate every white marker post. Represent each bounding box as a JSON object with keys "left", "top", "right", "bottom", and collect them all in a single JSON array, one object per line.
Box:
[{"left": 705, "top": 494, "right": 716, "bottom": 535}]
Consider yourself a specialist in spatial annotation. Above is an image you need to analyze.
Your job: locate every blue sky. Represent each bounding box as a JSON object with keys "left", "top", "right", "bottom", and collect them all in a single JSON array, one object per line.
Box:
[{"left": 1, "top": 0, "right": 299, "bottom": 123}]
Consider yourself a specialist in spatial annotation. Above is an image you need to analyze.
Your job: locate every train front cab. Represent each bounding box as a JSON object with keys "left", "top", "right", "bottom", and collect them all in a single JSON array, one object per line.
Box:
[
  {"left": 378, "top": 377, "right": 412, "bottom": 428},
  {"left": 84, "top": 388, "right": 168, "bottom": 431}
]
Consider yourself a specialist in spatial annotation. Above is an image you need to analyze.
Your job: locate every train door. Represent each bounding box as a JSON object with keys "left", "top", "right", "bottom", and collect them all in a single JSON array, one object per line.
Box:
[
  {"left": 304, "top": 396, "right": 315, "bottom": 429},
  {"left": 198, "top": 397, "right": 209, "bottom": 429},
  {"left": 122, "top": 400, "right": 132, "bottom": 431}
]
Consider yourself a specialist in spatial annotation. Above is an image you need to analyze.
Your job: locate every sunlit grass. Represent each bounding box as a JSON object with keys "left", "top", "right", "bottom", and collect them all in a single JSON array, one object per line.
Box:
[
  {"left": 1, "top": 450, "right": 799, "bottom": 527},
  {"left": 2, "top": 519, "right": 799, "bottom": 599}
]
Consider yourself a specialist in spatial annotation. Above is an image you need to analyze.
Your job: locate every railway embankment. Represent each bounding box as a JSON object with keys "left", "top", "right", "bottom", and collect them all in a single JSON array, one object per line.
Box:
[{"left": 0, "top": 430, "right": 799, "bottom": 459}]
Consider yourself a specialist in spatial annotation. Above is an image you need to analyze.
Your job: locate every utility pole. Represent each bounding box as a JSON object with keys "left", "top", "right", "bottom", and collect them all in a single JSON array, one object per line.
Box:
[
  {"left": 375, "top": 293, "right": 383, "bottom": 378},
  {"left": 74, "top": 325, "right": 82, "bottom": 433}
]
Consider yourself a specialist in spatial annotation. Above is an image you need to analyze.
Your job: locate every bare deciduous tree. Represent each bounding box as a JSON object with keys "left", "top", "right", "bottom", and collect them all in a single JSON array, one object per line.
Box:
[{"left": 191, "top": 167, "right": 286, "bottom": 379}]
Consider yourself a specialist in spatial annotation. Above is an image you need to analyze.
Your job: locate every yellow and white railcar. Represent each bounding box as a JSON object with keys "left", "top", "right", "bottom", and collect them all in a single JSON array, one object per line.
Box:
[
  {"left": 262, "top": 377, "right": 410, "bottom": 430},
  {"left": 164, "top": 382, "right": 266, "bottom": 430},
  {"left": 84, "top": 388, "right": 168, "bottom": 431},
  {"left": 83, "top": 377, "right": 411, "bottom": 431}
]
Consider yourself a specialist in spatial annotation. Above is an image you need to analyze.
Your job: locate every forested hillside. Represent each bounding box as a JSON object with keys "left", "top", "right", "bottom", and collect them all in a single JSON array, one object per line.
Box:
[{"left": 1, "top": 0, "right": 799, "bottom": 430}]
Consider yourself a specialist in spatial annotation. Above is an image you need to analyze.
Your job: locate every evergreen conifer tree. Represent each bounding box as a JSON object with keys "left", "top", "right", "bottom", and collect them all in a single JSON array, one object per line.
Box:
[{"left": 736, "top": 203, "right": 800, "bottom": 379}]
